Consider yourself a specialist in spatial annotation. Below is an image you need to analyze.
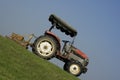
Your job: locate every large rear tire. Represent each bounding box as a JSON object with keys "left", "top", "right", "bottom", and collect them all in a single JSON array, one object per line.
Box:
[
  {"left": 66, "top": 61, "right": 82, "bottom": 76},
  {"left": 32, "top": 35, "right": 57, "bottom": 59}
]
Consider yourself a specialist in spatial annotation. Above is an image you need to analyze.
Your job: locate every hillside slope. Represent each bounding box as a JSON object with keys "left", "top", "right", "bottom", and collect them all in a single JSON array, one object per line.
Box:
[{"left": 0, "top": 35, "right": 79, "bottom": 80}]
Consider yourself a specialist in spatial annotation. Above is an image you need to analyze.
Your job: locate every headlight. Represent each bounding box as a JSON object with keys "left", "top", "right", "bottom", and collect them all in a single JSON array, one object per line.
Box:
[{"left": 84, "top": 58, "right": 89, "bottom": 66}]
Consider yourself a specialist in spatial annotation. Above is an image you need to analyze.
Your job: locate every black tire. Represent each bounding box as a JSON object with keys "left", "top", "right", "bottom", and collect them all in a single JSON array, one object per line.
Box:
[
  {"left": 32, "top": 35, "right": 57, "bottom": 59},
  {"left": 66, "top": 61, "right": 82, "bottom": 76},
  {"left": 63, "top": 62, "right": 68, "bottom": 71}
]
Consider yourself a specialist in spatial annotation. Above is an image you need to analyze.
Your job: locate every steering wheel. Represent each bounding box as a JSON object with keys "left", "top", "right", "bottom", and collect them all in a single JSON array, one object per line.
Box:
[
  {"left": 62, "top": 40, "right": 70, "bottom": 52},
  {"left": 62, "top": 40, "right": 69, "bottom": 43}
]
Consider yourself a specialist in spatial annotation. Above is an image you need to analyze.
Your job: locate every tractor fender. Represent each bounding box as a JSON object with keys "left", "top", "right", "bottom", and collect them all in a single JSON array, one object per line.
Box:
[{"left": 45, "top": 30, "right": 61, "bottom": 50}]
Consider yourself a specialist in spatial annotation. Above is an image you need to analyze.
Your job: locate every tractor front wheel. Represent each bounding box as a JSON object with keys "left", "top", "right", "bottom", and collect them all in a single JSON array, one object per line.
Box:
[{"left": 65, "top": 61, "right": 82, "bottom": 76}]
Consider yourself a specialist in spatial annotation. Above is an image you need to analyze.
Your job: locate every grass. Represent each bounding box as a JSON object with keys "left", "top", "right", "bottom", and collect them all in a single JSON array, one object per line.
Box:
[{"left": 0, "top": 35, "right": 80, "bottom": 80}]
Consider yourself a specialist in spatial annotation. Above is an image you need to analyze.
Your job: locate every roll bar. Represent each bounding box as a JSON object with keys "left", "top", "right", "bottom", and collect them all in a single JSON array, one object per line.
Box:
[{"left": 49, "top": 14, "right": 77, "bottom": 37}]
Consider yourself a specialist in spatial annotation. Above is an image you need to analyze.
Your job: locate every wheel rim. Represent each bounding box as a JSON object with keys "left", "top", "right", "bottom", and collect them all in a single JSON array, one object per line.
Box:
[
  {"left": 69, "top": 64, "right": 80, "bottom": 75},
  {"left": 37, "top": 40, "right": 54, "bottom": 57}
]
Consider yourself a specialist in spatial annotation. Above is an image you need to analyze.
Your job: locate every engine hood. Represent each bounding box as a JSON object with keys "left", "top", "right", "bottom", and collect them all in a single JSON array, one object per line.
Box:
[{"left": 74, "top": 49, "right": 88, "bottom": 59}]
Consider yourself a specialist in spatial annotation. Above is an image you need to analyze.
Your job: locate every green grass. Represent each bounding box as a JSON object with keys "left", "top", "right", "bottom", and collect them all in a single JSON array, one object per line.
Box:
[{"left": 0, "top": 35, "right": 80, "bottom": 80}]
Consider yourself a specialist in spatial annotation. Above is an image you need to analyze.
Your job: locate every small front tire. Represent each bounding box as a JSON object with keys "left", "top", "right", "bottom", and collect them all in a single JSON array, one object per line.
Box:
[{"left": 66, "top": 61, "right": 82, "bottom": 76}]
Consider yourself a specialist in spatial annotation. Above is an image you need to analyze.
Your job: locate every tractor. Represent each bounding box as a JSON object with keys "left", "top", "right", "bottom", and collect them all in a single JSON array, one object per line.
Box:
[
  {"left": 32, "top": 14, "right": 89, "bottom": 76},
  {"left": 6, "top": 14, "right": 89, "bottom": 76}
]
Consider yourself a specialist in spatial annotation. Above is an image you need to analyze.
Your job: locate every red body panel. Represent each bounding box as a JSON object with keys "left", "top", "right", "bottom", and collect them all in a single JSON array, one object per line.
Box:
[
  {"left": 45, "top": 30, "right": 60, "bottom": 42},
  {"left": 75, "top": 49, "right": 88, "bottom": 59},
  {"left": 45, "top": 30, "right": 61, "bottom": 49}
]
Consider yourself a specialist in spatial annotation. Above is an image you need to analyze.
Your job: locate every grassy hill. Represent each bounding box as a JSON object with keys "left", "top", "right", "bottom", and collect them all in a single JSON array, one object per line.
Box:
[{"left": 0, "top": 35, "right": 80, "bottom": 80}]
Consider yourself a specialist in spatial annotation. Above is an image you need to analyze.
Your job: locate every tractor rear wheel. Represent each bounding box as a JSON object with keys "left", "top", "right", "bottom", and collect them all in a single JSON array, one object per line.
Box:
[
  {"left": 66, "top": 61, "right": 82, "bottom": 76},
  {"left": 32, "top": 35, "right": 57, "bottom": 59}
]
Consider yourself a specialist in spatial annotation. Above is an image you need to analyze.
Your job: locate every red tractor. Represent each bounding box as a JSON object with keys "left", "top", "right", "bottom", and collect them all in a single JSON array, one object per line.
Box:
[{"left": 32, "top": 14, "right": 89, "bottom": 76}]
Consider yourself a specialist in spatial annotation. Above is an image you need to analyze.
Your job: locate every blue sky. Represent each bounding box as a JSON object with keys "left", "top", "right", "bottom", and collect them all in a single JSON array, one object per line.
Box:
[{"left": 0, "top": 0, "right": 120, "bottom": 80}]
